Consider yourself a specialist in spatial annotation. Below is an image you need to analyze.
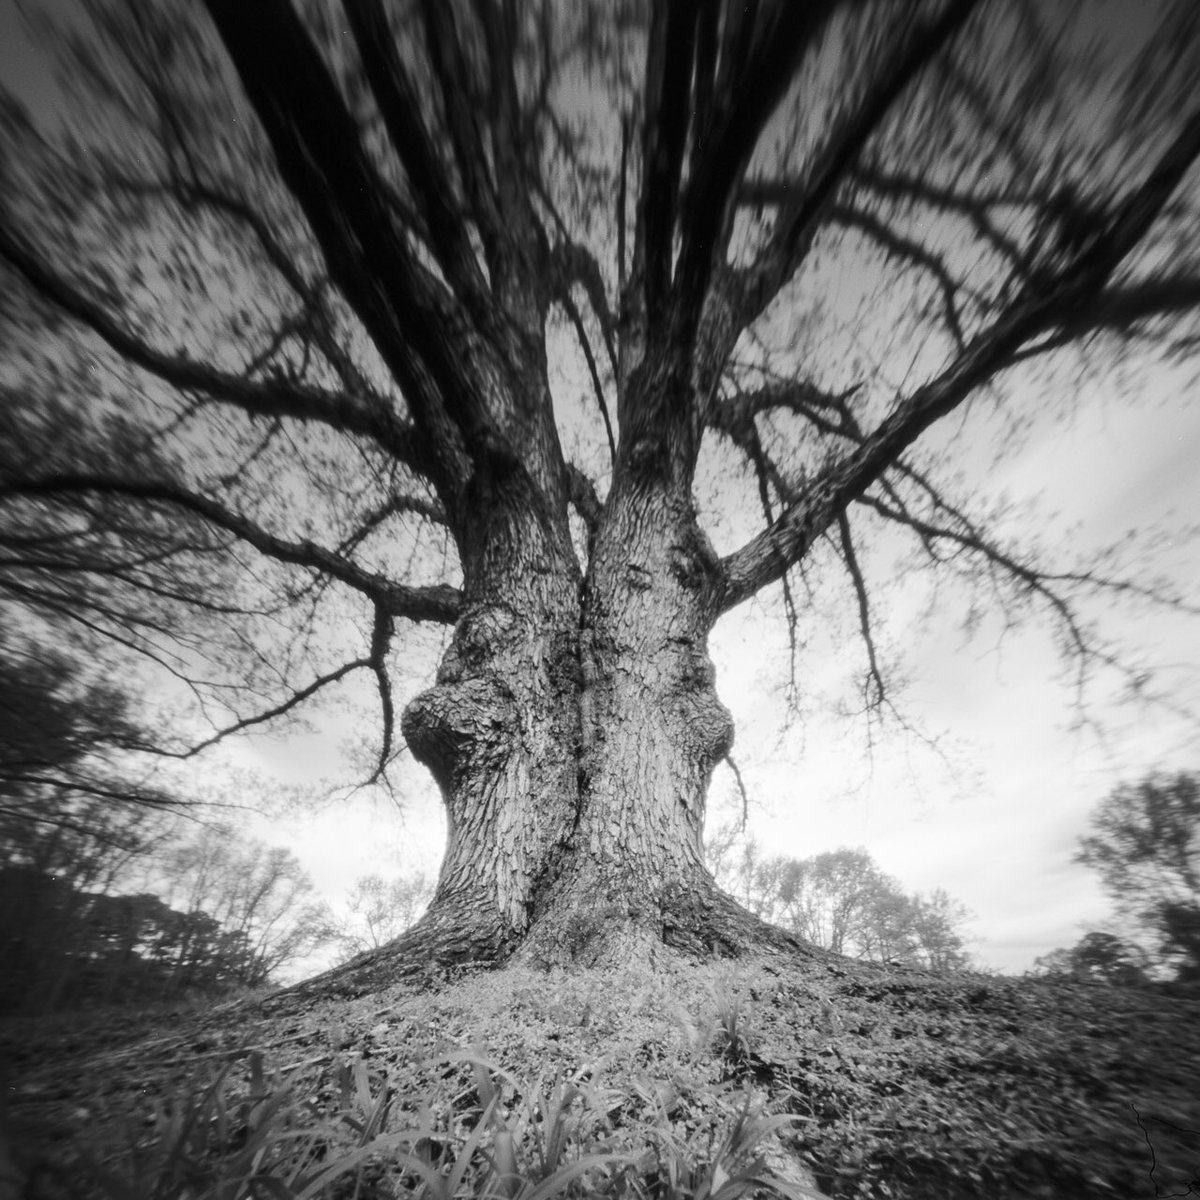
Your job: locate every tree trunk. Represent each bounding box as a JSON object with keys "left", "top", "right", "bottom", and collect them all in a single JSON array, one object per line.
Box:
[
  {"left": 313, "top": 470, "right": 805, "bottom": 995},
  {"left": 399, "top": 463, "right": 585, "bottom": 964},
  {"left": 518, "top": 470, "right": 739, "bottom": 966},
  {"left": 296, "top": 395, "right": 808, "bottom": 999}
]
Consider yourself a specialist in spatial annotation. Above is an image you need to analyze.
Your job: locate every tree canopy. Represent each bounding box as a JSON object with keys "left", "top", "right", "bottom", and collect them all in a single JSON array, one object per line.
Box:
[
  {"left": 1076, "top": 771, "right": 1200, "bottom": 979},
  {"left": 1, "top": 0, "right": 1199, "bottom": 969}
]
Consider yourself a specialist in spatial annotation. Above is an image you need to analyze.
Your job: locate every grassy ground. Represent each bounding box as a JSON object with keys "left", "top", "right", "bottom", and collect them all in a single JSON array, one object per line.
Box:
[{"left": 3, "top": 948, "right": 1198, "bottom": 1198}]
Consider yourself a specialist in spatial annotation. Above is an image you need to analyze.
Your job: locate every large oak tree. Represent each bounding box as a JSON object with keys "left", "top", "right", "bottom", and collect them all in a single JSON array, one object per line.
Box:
[{"left": 1, "top": 0, "right": 1199, "bottom": 980}]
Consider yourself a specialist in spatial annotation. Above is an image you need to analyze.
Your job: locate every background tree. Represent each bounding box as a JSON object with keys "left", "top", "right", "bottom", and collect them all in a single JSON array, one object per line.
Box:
[
  {"left": 908, "top": 888, "right": 974, "bottom": 972},
  {"left": 1074, "top": 771, "right": 1200, "bottom": 980},
  {"left": 0, "top": 818, "right": 331, "bottom": 1011},
  {"left": 0, "top": 640, "right": 184, "bottom": 1010},
  {"left": 152, "top": 825, "right": 336, "bottom": 988},
  {"left": 711, "top": 843, "right": 973, "bottom": 969},
  {"left": 1, "top": 0, "right": 1199, "bottom": 978},
  {"left": 0, "top": 634, "right": 332, "bottom": 1005},
  {"left": 0, "top": 806, "right": 169, "bottom": 1012},
  {"left": 333, "top": 871, "right": 434, "bottom": 964},
  {"left": 0, "top": 640, "right": 182, "bottom": 836},
  {"left": 1031, "top": 931, "right": 1151, "bottom": 987}
]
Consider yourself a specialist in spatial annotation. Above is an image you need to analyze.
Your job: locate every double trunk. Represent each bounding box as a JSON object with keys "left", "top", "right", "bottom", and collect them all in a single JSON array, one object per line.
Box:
[{"left": 399, "top": 463, "right": 747, "bottom": 970}]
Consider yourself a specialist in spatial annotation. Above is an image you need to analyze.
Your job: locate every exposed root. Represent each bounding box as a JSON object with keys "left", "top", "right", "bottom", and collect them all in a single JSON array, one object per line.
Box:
[
  {"left": 260, "top": 879, "right": 833, "bottom": 1019},
  {"left": 276, "top": 899, "right": 516, "bottom": 1008},
  {"left": 660, "top": 876, "right": 838, "bottom": 963}
]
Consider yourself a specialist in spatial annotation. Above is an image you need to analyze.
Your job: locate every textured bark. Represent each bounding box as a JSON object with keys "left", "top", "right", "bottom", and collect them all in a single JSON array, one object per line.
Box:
[
  {"left": 392, "top": 487, "right": 745, "bottom": 971},
  {"left": 304, "top": 421, "right": 786, "bottom": 990},
  {"left": 400, "top": 460, "right": 581, "bottom": 958},
  {"left": 325, "top": 407, "right": 788, "bottom": 988},
  {"left": 516, "top": 463, "right": 732, "bottom": 964}
]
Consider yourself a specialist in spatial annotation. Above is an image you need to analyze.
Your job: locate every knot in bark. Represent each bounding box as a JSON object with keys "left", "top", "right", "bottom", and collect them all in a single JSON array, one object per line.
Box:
[
  {"left": 679, "top": 683, "right": 734, "bottom": 767},
  {"left": 668, "top": 524, "right": 720, "bottom": 591},
  {"left": 437, "top": 604, "right": 520, "bottom": 683},
  {"left": 402, "top": 677, "right": 519, "bottom": 787}
]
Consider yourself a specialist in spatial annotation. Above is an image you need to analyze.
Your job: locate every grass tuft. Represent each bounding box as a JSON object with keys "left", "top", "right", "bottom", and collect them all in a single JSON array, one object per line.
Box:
[{"left": 41, "top": 1044, "right": 812, "bottom": 1199}]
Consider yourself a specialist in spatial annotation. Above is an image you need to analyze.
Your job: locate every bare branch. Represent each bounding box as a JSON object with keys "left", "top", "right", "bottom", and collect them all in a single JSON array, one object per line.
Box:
[
  {"left": 3, "top": 475, "right": 462, "bottom": 624},
  {"left": 673, "top": 1, "right": 844, "bottom": 340},
  {"left": 707, "top": 377, "right": 865, "bottom": 442},
  {"left": 419, "top": 0, "right": 505, "bottom": 279},
  {"left": 550, "top": 240, "right": 619, "bottom": 377},
  {"left": 170, "top": 657, "right": 371, "bottom": 759},
  {"left": 0, "top": 223, "right": 429, "bottom": 475},
  {"left": 857, "top": 491, "right": 1198, "bottom": 620},
  {"left": 849, "top": 162, "right": 1038, "bottom": 276},
  {"left": 829, "top": 202, "right": 971, "bottom": 350},
  {"left": 730, "top": 0, "right": 985, "bottom": 332},
  {"left": 835, "top": 510, "right": 886, "bottom": 711},
  {"left": 639, "top": 0, "right": 699, "bottom": 332},
  {"left": 716, "top": 97, "right": 1200, "bottom": 615},
  {"left": 723, "top": 752, "right": 750, "bottom": 828},
  {"left": 705, "top": 378, "right": 812, "bottom": 703},
  {"left": 333, "top": 492, "right": 448, "bottom": 561},
  {"left": 1029, "top": 107, "right": 1200, "bottom": 305},
  {"left": 1057, "top": 275, "right": 1200, "bottom": 338},
  {"left": 365, "top": 604, "right": 396, "bottom": 785},
  {"left": 469, "top": 0, "right": 543, "bottom": 261},
  {"left": 715, "top": 315, "right": 1040, "bottom": 613},
  {"left": 203, "top": 0, "right": 494, "bottom": 498},
  {"left": 617, "top": 109, "right": 630, "bottom": 302},
  {"left": 344, "top": 0, "right": 491, "bottom": 315},
  {"left": 561, "top": 291, "right": 617, "bottom": 466}
]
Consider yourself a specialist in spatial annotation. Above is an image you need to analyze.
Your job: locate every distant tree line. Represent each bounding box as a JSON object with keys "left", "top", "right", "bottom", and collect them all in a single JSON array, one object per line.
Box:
[
  {"left": 0, "top": 642, "right": 334, "bottom": 1013},
  {"left": 1033, "top": 771, "right": 1199, "bottom": 985},
  {"left": 707, "top": 835, "right": 973, "bottom": 971},
  {"left": 0, "top": 803, "right": 335, "bottom": 1014}
]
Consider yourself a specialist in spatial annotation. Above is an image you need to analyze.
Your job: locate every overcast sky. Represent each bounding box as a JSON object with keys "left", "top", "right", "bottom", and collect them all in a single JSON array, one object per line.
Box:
[{"left": 3, "top": 0, "right": 1197, "bottom": 979}]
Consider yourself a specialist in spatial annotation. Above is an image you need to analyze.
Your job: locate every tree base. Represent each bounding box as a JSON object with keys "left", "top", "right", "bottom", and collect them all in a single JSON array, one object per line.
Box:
[{"left": 284, "top": 879, "right": 831, "bottom": 1007}]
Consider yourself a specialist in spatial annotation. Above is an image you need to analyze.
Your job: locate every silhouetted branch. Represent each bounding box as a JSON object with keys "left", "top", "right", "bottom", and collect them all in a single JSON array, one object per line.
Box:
[
  {"left": 830, "top": 202, "right": 971, "bottom": 350},
  {"left": 729, "top": 0, "right": 984, "bottom": 332},
  {"left": 3, "top": 475, "right": 462, "bottom": 623},
  {"left": 561, "top": 290, "right": 617, "bottom": 466},
  {"left": 836, "top": 511, "right": 886, "bottom": 711},
  {"left": 345, "top": 0, "right": 491, "bottom": 316},
  {"left": 0, "top": 223, "right": 428, "bottom": 476}
]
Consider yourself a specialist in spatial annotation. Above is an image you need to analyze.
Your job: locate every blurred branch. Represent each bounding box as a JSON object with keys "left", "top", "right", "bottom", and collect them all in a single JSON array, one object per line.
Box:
[
  {"left": 835, "top": 510, "right": 886, "bottom": 712},
  {"left": 728, "top": 0, "right": 984, "bottom": 333},
  {"left": 419, "top": 0, "right": 505, "bottom": 283},
  {"left": 856, "top": 486, "right": 1198, "bottom": 707},
  {"left": 2, "top": 475, "right": 462, "bottom": 623},
  {"left": 565, "top": 463, "right": 603, "bottom": 541},
  {"left": 345, "top": 0, "right": 492, "bottom": 316},
  {"left": 0, "top": 224, "right": 429, "bottom": 476},
  {"left": 829, "top": 202, "right": 971, "bottom": 350},
  {"left": 154, "top": 658, "right": 372, "bottom": 759},
  {"left": 637, "top": 0, "right": 698, "bottom": 334},
  {"left": 560, "top": 290, "right": 617, "bottom": 465},
  {"left": 549, "top": 239, "right": 619, "bottom": 376},
  {"left": 717, "top": 101, "right": 1200, "bottom": 615}
]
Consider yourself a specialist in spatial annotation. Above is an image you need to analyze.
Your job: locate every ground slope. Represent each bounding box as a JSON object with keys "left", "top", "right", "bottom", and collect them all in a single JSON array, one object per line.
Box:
[{"left": 3, "top": 950, "right": 1198, "bottom": 1199}]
